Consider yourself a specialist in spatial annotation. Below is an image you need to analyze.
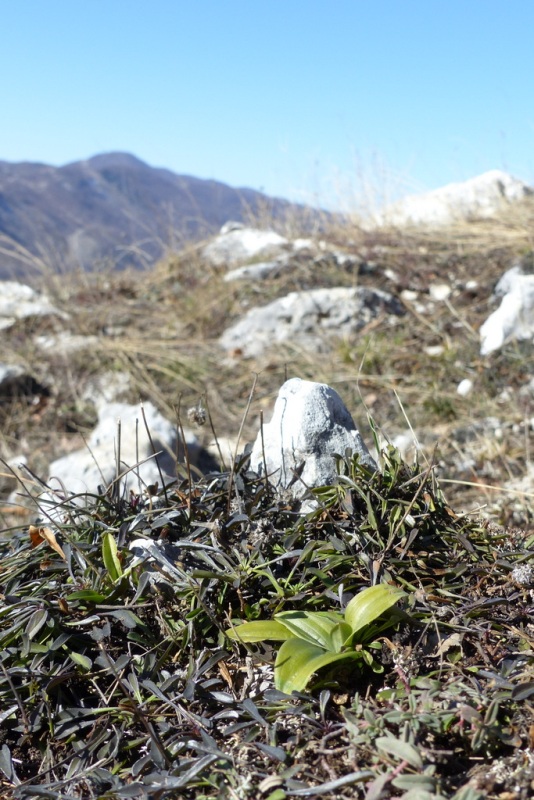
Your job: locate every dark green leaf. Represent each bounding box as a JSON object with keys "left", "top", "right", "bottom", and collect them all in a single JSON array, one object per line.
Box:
[{"left": 284, "top": 770, "right": 374, "bottom": 795}]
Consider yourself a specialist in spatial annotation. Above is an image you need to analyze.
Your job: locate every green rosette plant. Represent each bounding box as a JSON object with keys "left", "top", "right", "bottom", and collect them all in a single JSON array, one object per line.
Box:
[{"left": 227, "top": 583, "right": 407, "bottom": 693}]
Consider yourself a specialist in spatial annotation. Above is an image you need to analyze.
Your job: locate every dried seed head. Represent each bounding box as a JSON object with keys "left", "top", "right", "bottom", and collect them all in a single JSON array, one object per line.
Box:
[{"left": 187, "top": 402, "right": 207, "bottom": 427}]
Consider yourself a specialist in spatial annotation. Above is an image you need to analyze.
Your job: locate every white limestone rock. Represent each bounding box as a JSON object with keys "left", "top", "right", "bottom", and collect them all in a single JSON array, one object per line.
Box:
[
  {"left": 480, "top": 266, "right": 534, "bottom": 355},
  {"left": 223, "top": 241, "right": 362, "bottom": 283},
  {"left": 35, "top": 332, "right": 99, "bottom": 353},
  {"left": 457, "top": 378, "right": 474, "bottom": 397},
  {"left": 250, "top": 378, "right": 376, "bottom": 505},
  {"left": 202, "top": 226, "right": 288, "bottom": 267},
  {"left": 220, "top": 286, "right": 402, "bottom": 358},
  {"left": 47, "top": 401, "right": 200, "bottom": 496},
  {"left": 82, "top": 371, "right": 132, "bottom": 410},
  {"left": 224, "top": 259, "right": 287, "bottom": 282},
  {"left": 0, "top": 281, "right": 68, "bottom": 330},
  {"left": 0, "top": 363, "right": 25, "bottom": 391},
  {"left": 372, "top": 171, "right": 532, "bottom": 229}
]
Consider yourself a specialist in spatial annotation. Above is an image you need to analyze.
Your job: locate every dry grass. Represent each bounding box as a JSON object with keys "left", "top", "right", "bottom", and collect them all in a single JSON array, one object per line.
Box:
[
  {"left": 2, "top": 199, "right": 534, "bottom": 799},
  {"left": 3, "top": 199, "right": 534, "bottom": 529}
]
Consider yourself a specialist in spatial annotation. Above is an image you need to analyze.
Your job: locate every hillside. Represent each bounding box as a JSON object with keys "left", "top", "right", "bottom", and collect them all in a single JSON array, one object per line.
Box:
[
  {"left": 1, "top": 192, "right": 534, "bottom": 799},
  {"left": 0, "top": 152, "right": 317, "bottom": 278}
]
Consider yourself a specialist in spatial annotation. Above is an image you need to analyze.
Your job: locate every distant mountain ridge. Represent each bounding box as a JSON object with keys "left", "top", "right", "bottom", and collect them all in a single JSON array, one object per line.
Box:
[{"left": 0, "top": 152, "right": 312, "bottom": 278}]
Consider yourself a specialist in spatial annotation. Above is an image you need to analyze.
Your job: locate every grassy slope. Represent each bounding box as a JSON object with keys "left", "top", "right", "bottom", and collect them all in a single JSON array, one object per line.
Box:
[{"left": 0, "top": 204, "right": 534, "bottom": 798}]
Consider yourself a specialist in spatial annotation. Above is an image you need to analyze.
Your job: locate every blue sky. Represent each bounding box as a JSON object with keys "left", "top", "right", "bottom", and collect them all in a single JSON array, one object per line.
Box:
[{"left": 2, "top": 1, "right": 533, "bottom": 210}]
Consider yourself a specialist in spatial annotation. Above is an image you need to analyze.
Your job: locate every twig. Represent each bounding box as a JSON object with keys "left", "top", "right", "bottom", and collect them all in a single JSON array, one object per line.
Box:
[{"left": 227, "top": 374, "right": 258, "bottom": 514}]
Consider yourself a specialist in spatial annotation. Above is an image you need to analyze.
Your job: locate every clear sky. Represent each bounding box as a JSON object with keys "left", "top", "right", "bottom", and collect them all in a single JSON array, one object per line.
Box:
[{"left": 2, "top": 0, "right": 533, "bottom": 210}]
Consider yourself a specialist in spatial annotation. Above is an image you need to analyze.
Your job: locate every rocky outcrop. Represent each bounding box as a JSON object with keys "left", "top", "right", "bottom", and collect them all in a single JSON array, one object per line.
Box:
[
  {"left": 250, "top": 378, "right": 376, "bottom": 508},
  {"left": 222, "top": 238, "right": 369, "bottom": 283},
  {"left": 201, "top": 223, "right": 289, "bottom": 267},
  {"left": 479, "top": 265, "right": 534, "bottom": 355},
  {"left": 372, "top": 171, "right": 532, "bottom": 229},
  {"left": 47, "top": 401, "right": 202, "bottom": 496},
  {"left": 220, "top": 286, "right": 403, "bottom": 358}
]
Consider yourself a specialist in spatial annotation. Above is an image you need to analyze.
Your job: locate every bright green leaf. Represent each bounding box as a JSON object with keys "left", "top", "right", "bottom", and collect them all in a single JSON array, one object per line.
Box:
[
  {"left": 102, "top": 532, "right": 122, "bottom": 582},
  {"left": 274, "top": 610, "right": 344, "bottom": 650},
  {"left": 69, "top": 651, "right": 93, "bottom": 671},
  {"left": 330, "top": 622, "right": 353, "bottom": 652},
  {"left": 66, "top": 590, "right": 107, "bottom": 603},
  {"left": 265, "top": 790, "right": 286, "bottom": 800},
  {"left": 274, "top": 638, "right": 361, "bottom": 694},
  {"left": 226, "top": 620, "right": 293, "bottom": 642},
  {"left": 345, "top": 584, "right": 406, "bottom": 640}
]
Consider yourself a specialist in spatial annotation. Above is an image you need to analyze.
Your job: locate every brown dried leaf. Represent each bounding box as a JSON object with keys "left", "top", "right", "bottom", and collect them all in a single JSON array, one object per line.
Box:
[
  {"left": 29, "top": 525, "right": 66, "bottom": 560},
  {"left": 218, "top": 661, "right": 234, "bottom": 690}
]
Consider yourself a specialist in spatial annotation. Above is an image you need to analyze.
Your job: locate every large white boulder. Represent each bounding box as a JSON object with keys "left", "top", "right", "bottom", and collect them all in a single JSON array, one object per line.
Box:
[
  {"left": 480, "top": 266, "right": 534, "bottom": 355},
  {"left": 202, "top": 225, "right": 288, "bottom": 267},
  {"left": 220, "top": 286, "right": 402, "bottom": 358},
  {"left": 47, "top": 401, "right": 200, "bottom": 496},
  {"left": 250, "top": 378, "right": 376, "bottom": 504},
  {"left": 373, "top": 171, "right": 532, "bottom": 228}
]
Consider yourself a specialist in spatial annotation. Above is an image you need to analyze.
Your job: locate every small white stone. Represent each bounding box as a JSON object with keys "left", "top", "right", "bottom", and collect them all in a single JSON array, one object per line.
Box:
[
  {"left": 384, "top": 268, "right": 399, "bottom": 282},
  {"left": 429, "top": 283, "right": 452, "bottom": 301},
  {"left": 425, "top": 345, "right": 445, "bottom": 356},
  {"left": 457, "top": 378, "right": 474, "bottom": 397},
  {"left": 400, "top": 290, "right": 418, "bottom": 302}
]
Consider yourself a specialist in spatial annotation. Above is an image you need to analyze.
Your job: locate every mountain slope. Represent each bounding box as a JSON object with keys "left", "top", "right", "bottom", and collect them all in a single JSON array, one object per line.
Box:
[{"left": 0, "top": 152, "right": 308, "bottom": 277}]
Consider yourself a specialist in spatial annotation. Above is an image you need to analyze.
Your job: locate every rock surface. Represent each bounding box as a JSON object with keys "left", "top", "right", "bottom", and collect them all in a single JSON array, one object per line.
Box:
[
  {"left": 224, "top": 259, "right": 288, "bottom": 282},
  {"left": 220, "top": 286, "right": 403, "bottom": 358},
  {"left": 35, "top": 332, "right": 100, "bottom": 353},
  {"left": 479, "top": 265, "right": 534, "bottom": 355},
  {"left": 250, "top": 378, "right": 376, "bottom": 506},
  {"left": 47, "top": 401, "right": 201, "bottom": 496},
  {"left": 372, "top": 170, "right": 532, "bottom": 228},
  {"left": 0, "top": 281, "right": 67, "bottom": 330},
  {"left": 202, "top": 225, "right": 288, "bottom": 267}
]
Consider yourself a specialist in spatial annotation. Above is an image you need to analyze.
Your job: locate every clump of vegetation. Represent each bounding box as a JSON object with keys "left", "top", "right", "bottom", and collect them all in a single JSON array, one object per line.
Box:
[
  {"left": 227, "top": 583, "right": 407, "bottom": 694},
  {"left": 1, "top": 442, "right": 533, "bottom": 799},
  {"left": 3, "top": 198, "right": 534, "bottom": 797}
]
